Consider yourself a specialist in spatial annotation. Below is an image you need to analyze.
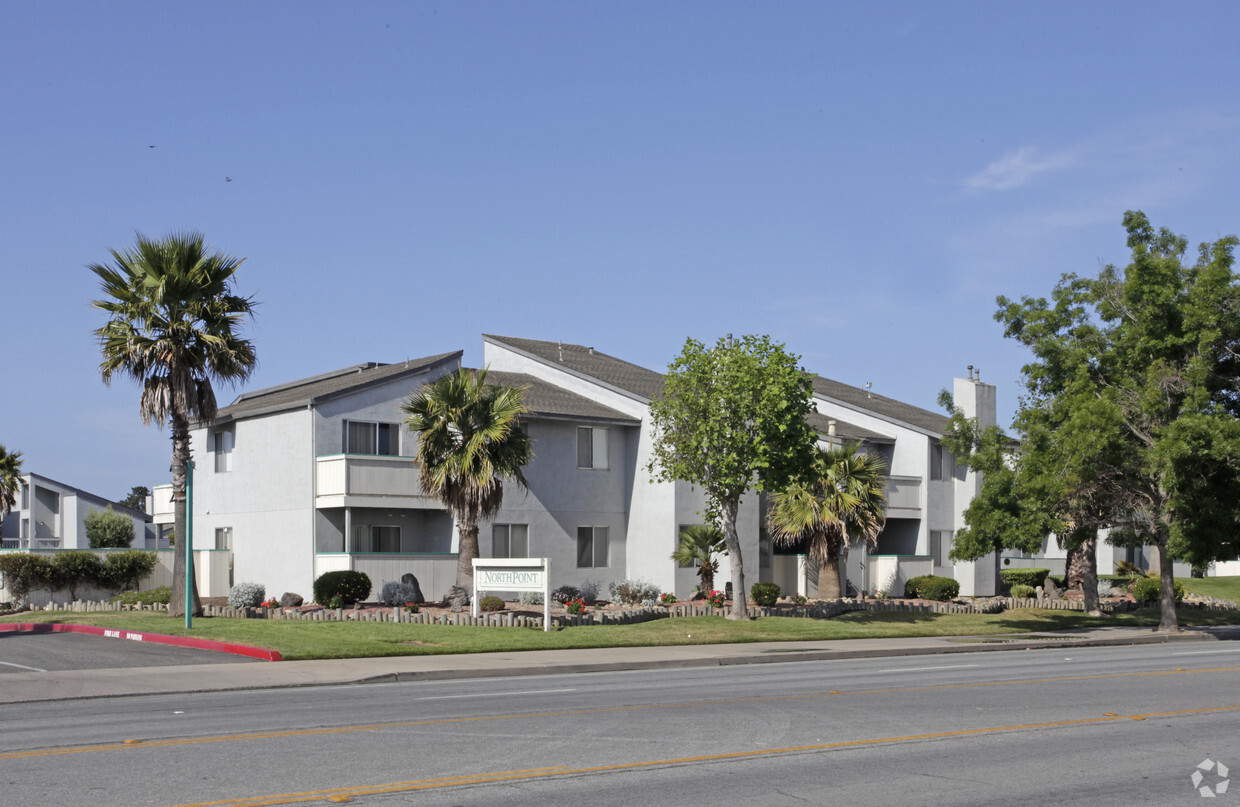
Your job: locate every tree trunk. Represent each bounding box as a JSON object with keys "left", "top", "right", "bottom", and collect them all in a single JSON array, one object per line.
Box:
[
  {"left": 167, "top": 415, "right": 202, "bottom": 618},
  {"left": 699, "top": 561, "right": 715, "bottom": 594},
  {"left": 1065, "top": 544, "right": 1083, "bottom": 590},
  {"left": 456, "top": 519, "right": 479, "bottom": 591},
  {"left": 1079, "top": 532, "right": 1102, "bottom": 616},
  {"left": 719, "top": 498, "right": 749, "bottom": 621},
  {"left": 1157, "top": 538, "right": 1179, "bottom": 632},
  {"left": 818, "top": 541, "right": 843, "bottom": 600}
]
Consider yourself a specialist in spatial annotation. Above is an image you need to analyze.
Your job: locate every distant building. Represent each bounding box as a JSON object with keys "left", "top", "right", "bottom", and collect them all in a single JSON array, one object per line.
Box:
[{"left": 1, "top": 473, "right": 151, "bottom": 550}]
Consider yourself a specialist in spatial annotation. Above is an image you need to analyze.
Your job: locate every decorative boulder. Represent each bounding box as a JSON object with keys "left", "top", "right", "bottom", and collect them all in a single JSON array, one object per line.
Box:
[
  {"left": 279, "top": 592, "right": 304, "bottom": 608},
  {"left": 1043, "top": 578, "right": 1063, "bottom": 600},
  {"left": 444, "top": 585, "right": 470, "bottom": 612},
  {"left": 400, "top": 573, "right": 426, "bottom": 604}
]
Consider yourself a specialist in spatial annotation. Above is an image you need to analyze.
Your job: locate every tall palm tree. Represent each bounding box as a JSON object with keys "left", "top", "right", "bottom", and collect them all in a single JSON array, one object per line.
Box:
[
  {"left": 0, "top": 445, "right": 23, "bottom": 518},
  {"left": 767, "top": 444, "right": 887, "bottom": 600},
  {"left": 91, "top": 232, "right": 257, "bottom": 617},
  {"left": 402, "top": 368, "right": 533, "bottom": 591},
  {"left": 671, "top": 523, "right": 728, "bottom": 594}
]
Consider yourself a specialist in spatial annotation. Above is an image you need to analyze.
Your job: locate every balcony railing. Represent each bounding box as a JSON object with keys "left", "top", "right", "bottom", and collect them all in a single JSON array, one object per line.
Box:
[
  {"left": 315, "top": 454, "right": 439, "bottom": 509},
  {"left": 884, "top": 475, "right": 921, "bottom": 513}
]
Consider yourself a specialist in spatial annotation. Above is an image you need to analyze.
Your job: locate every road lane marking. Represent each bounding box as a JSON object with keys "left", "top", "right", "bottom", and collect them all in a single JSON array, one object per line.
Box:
[
  {"left": 6, "top": 665, "right": 1239, "bottom": 761},
  {"left": 417, "top": 688, "right": 575, "bottom": 700},
  {"left": 0, "top": 661, "right": 48, "bottom": 672},
  {"left": 163, "top": 703, "right": 1240, "bottom": 807},
  {"left": 1172, "top": 649, "right": 1240, "bottom": 656},
  {"left": 876, "top": 664, "right": 980, "bottom": 673}
]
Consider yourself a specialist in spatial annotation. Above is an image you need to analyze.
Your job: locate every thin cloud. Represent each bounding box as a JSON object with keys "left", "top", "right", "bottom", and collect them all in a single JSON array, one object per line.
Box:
[{"left": 964, "top": 146, "right": 1075, "bottom": 192}]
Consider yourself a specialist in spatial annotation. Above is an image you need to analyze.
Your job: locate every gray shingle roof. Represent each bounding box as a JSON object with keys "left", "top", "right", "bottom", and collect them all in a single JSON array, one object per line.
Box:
[
  {"left": 811, "top": 376, "right": 949, "bottom": 435},
  {"left": 480, "top": 370, "right": 638, "bottom": 424},
  {"left": 805, "top": 411, "right": 894, "bottom": 445},
  {"left": 483, "top": 335, "right": 665, "bottom": 401},
  {"left": 216, "top": 351, "right": 462, "bottom": 420}
]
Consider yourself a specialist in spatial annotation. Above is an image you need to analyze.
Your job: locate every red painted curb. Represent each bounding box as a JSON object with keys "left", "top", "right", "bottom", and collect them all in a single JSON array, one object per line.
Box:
[{"left": 0, "top": 622, "right": 282, "bottom": 661}]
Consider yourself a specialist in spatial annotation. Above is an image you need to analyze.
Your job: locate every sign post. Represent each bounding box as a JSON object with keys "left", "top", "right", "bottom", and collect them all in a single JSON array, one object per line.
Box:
[{"left": 472, "top": 558, "right": 551, "bottom": 631}]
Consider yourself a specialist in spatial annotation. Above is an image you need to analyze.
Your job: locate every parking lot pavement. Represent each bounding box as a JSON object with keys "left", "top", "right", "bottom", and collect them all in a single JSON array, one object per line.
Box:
[{"left": 0, "top": 631, "right": 258, "bottom": 673}]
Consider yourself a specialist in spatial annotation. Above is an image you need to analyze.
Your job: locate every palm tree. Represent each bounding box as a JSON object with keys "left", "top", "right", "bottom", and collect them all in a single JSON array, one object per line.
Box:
[
  {"left": 402, "top": 368, "right": 533, "bottom": 591},
  {"left": 91, "top": 232, "right": 257, "bottom": 617},
  {"left": 671, "top": 523, "right": 728, "bottom": 594},
  {"left": 767, "top": 444, "right": 887, "bottom": 600},
  {"left": 0, "top": 445, "right": 22, "bottom": 518}
]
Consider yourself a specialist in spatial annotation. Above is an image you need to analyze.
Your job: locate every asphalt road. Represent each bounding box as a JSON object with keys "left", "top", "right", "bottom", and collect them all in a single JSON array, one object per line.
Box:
[
  {"left": 3, "top": 642, "right": 1239, "bottom": 806},
  {"left": 0, "top": 631, "right": 257, "bottom": 673}
]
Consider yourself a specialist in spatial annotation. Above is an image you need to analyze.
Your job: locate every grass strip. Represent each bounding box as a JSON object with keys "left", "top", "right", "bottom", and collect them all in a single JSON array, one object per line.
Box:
[{"left": 1, "top": 606, "right": 1235, "bottom": 661}]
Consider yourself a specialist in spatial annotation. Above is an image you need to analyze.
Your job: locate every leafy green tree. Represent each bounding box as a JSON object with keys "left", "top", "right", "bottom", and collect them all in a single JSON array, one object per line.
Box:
[
  {"left": 402, "top": 368, "right": 533, "bottom": 591},
  {"left": 120, "top": 486, "right": 150, "bottom": 512},
  {"left": 648, "top": 335, "right": 817, "bottom": 620},
  {"left": 671, "top": 524, "right": 728, "bottom": 593},
  {"left": 0, "top": 445, "right": 22, "bottom": 518},
  {"left": 767, "top": 445, "right": 887, "bottom": 600},
  {"left": 953, "top": 212, "right": 1240, "bottom": 630},
  {"left": 91, "top": 231, "right": 257, "bottom": 618},
  {"left": 85, "top": 506, "right": 136, "bottom": 548}
]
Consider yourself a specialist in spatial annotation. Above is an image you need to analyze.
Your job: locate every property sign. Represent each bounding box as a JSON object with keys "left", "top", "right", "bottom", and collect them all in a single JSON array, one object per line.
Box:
[{"left": 471, "top": 557, "right": 551, "bottom": 631}]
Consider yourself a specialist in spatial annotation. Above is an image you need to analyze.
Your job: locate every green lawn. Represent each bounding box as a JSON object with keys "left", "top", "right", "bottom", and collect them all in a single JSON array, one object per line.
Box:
[
  {"left": 2, "top": 605, "right": 1235, "bottom": 661},
  {"left": 1180, "top": 575, "right": 1240, "bottom": 602}
]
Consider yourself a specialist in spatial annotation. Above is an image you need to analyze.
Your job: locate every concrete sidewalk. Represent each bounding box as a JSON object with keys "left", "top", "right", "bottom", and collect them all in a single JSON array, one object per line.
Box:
[{"left": 1, "top": 625, "right": 1233, "bottom": 705}]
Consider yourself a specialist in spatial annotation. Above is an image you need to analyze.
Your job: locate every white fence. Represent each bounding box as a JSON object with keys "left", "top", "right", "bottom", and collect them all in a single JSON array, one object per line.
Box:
[{"left": 314, "top": 553, "right": 459, "bottom": 602}]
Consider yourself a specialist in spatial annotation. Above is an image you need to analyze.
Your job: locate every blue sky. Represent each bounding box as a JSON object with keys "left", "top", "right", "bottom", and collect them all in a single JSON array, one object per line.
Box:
[{"left": 3, "top": 1, "right": 1238, "bottom": 500}]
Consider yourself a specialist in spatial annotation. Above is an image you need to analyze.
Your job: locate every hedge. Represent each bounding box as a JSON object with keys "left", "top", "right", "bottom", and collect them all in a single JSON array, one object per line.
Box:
[
  {"left": 999, "top": 568, "right": 1051, "bottom": 589},
  {"left": 904, "top": 574, "right": 960, "bottom": 601},
  {"left": 312, "top": 570, "right": 372, "bottom": 605},
  {"left": 1131, "top": 576, "right": 1185, "bottom": 604}
]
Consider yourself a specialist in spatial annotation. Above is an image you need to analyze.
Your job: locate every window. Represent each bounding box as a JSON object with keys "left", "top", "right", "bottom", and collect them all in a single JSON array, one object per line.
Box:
[
  {"left": 344, "top": 421, "right": 399, "bottom": 456},
  {"left": 20, "top": 519, "right": 29, "bottom": 540},
  {"left": 577, "top": 526, "right": 609, "bottom": 568},
  {"left": 20, "top": 483, "right": 28, "bottom": 510},
  {"left": 492, "top": 524, "right": 529, "bottom": 558},
  {"left": 576, "top": 426, "right": 608, "bottom": 469},
  {"left": 214, "top": 426, "right": 234, "bottom": 472},
  {"left": 355, "top": 525, "right": 400, "bottom": 552},
  {"left": 215, "top": 527, "right": 233, "bottom": 551},
  {"left": 930, "top": 443, "right": 965, "bottom": 482},
  {"left": 930, "top": 530, "right": 953, "bottom": 567}
]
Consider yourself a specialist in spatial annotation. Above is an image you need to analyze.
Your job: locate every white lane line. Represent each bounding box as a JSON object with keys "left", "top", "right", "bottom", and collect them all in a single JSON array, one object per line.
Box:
[
  {"left": 875, "top": 664, "right": 981, "bottom": 674},
  {"left": 418, "top": 688, "right": 576, "bottom": 701},
  {"left": 1171, "top": 649, "right": 1240, "bottom": 656},
  {"left": 0, "top": 660, "right": 48, "bottom": 672}
]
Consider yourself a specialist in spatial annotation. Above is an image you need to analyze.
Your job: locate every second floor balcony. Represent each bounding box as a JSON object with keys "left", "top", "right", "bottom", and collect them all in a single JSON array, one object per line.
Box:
[
  {"left": 884, "top": 475, "right": 921, "bottom": 514},
  {"left": 315, "top": 454, "right": 440, "bottom": 510}
]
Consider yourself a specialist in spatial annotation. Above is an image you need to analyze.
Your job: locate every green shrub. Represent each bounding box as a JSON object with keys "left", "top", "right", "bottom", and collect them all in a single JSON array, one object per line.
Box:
[
  {"left": 1131, "top": 576, "right": 1185, "bottom": 604},
  {"left": 53, "top": 551, "right": 105, "bottom": 599},
  {"left": 229, "top": 581, "right": 267, "bottom": 608},
  {"left": 1010, "top": 584, "right": 1036, "bottom": 598},
  {"left": 100, "top": 551, "right": 158, "bottom": 592},
  {"left": 552, "top": 585, "right": 581, "bottom": 604},
  {"left": 905, "top": 574, "right": 959, "bottom": 601},
  {"left": 85, "top": 506, "right": 135, "bottom": 548},
  {"left": 0, "top": 553, "right": 58, "bottom": 604},
  {"left": 313, "top": 570, "right": 372, "bottom": 605},
  {"left": 1000, "top": 568, "right": 1051, "bottom": 590},
  {"left": 750, "top": 581, "right": 781, "bottom": 607},
  {"left": 920, "top": 576, "right": 960, "bottom": 601},
  {"left": 479, "top": 595, "right": 505, "bottom": 612},
  {"left": 110, "top": 586, "right": 172, "bottom": 606}
]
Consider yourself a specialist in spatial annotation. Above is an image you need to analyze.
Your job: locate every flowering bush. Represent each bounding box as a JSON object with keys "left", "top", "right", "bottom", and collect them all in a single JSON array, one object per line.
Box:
[
  {"left": 404, "top": 602, "right": 419, "bottom": 613},
  {"left": 263, "top": 598, "right": 280, "bottom": 609},
  {"left": 228, "top": 582, "right": 266, "bottom": 608},
  {"left": 565, "top": 597, "right": 587, "bottom": 615},
  {"left": 660, "top": 592, "right": 677, "bottom": 605},
  {"left": 552, "top": 585, "right": 581, "bottom": 604},
  {"left": 706, "top": 590, "right": 726, "bottom": 608}
]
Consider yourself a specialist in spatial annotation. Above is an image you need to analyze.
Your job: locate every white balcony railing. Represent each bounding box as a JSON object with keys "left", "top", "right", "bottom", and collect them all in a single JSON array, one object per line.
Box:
[
  {"left": 884, "top": 475, "right": 921, "bottom": 512},
  {"left": 315, "top": 454, "right": 438, "bottom": 509}
]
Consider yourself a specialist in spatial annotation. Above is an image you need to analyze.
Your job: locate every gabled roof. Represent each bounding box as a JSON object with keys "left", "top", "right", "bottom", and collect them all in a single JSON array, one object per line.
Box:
[
  {"left": 805, "top": 411, "right": 894, "bottom": 445},
  {"left": 811, "top": 376, "right": 949, "bottom": 436},
  {"left": 483, "top": 335, "right": 665, "bottom": 401},
  {"left": 480, "top": 370, "right": 638, "bottom": 424},
  {"left": 23, "top": 473, "right": 151, "bottom": 522},
  {"left": 216, "top": 351, "right": 462, "bottom": 420}
]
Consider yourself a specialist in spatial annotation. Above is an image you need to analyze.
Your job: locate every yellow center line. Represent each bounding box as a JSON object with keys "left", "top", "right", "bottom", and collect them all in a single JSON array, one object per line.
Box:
[
  {"left": 4, "top": 664, "right": 1238, "bottom": 761},
  {"left": 167, "top": 703, "right": 1240, "bottom": 807}
]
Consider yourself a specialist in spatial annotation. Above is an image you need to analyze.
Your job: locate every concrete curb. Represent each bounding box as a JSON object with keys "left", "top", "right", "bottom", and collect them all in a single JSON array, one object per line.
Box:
[{"left": 0, "top": 622, "right": 283, "bottom": 661}]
